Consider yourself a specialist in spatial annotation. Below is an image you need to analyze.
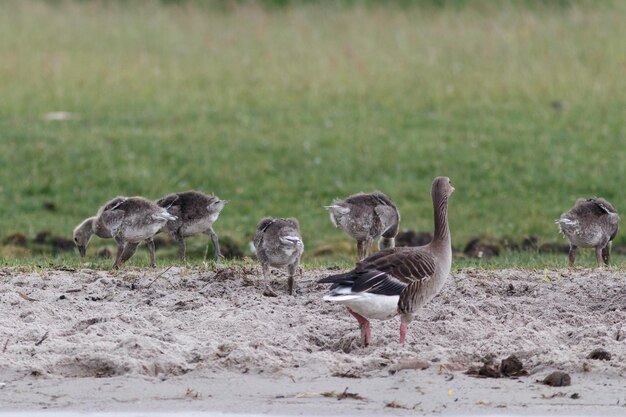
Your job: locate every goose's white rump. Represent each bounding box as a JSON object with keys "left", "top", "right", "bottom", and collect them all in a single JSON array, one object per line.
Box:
[{"left": 323, "top": 289, "right": 399, "bottom": 321}]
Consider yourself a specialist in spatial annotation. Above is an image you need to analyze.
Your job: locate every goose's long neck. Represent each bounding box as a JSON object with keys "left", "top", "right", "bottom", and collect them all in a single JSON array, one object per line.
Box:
[
  {"left": 93, "top": 216, "right": 111, "bottom": 239},
  {"left": 432, "top": 194, "right": 450, "bottom": 248}
]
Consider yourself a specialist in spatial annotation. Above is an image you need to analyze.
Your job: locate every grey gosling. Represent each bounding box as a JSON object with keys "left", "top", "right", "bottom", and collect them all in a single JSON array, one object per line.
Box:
[
  {"left": 253, "top": 217, "right": 304, "bottom": 297},
  {"left": 325, "top": 191, "right": 400, "bottom": 260},
  {"left": 556, "top": 198, "right": 619, "bottom": 267},
  {"left": 73, "top": 201, "right": 156, "bottom": 263},
  {"left": 156, "top": 191, "right": 228, "bottom": 261},
  {"left": 96, "top": 196, "right": 176, "bottom": 268},
  {"left": 73, "top": 216, "right": 114, "bottom": 257},
  {"left": 319, "top": 177, "right": 454, "bottom": 346}
]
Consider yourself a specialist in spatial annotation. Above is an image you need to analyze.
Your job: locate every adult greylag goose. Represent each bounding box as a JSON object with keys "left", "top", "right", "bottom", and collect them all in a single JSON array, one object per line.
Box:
[
  {"left": 156, "top": 191, "right": 228, "bottom": 261},
  {"left": 253, "top": 217, "right": 304, "bottom": 296},
  {"left": 73, "top": 201, "right": 156, "bottom": 263},
  {"left": 319, "top": 177, "right": 454, "bottom": 346},
  {"left": 556, "top": 198, "right": 619, "bottom": 267},
  {"left": 96, "top": 196, "right": 176, "bottom": 268},
  {"left": 325, "top": 191, "right": 400, "bottom": 260}
]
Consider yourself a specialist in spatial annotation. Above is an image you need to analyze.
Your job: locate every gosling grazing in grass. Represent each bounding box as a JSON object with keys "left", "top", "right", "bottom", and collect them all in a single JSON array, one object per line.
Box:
[
  {"left": 253, "top": 217, "right": 304, "bottom": 297},
  {"left": 556, "top": 198, "right": 619, "bottom": 267},
  {"left": 96, "top": 196, "right": 176, "bottom": 269},
  {"left": 325, "top": 191, "right": 400, "bottom": 260},
  {"left": 319, "top": 177, "right": 454, "bottom": 347},
  {"left": 73, "top": 216, "right": 114, "bottom": 257},
  {"left": 156, "top": 191, "right": 228, "bottom": 261},
  {"left": 73, "top": 200, "right": 157, "bottom": 263}
]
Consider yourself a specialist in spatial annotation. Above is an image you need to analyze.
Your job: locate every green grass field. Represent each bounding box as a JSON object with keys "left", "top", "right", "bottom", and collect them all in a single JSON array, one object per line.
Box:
[{"left": 1, "top": 1, "right": 625, "bottom": 267}]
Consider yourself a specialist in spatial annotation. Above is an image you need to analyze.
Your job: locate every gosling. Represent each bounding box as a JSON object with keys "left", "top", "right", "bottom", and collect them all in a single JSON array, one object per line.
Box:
[
  {"left": 556, "top": 198, "right": 619, "bottom": 267},
  {"left": 96, "top": 196, "right": 176, "bottom": 268},
  {"left": 73, "top": 199, "right": 156, "bottom": 264},
  {"left": 253, "top": 217, "right": 304, "bottom": 296},
  {"left": 156, "top": 191, "right": 228, "bottom": 261},
  {"left": 325, "top": 191, "right": 400, "bottom": 260}
]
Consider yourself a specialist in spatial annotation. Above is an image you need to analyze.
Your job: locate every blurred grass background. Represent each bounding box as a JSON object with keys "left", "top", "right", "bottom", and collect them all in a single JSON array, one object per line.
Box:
[{"left": 0, "top": 0, "right": 625, "bottom": 266}]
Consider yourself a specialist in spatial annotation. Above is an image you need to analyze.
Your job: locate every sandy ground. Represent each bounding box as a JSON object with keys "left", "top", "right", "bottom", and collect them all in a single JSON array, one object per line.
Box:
[{"left": 0, "top": 265, "right": 625, "bottom": 416}]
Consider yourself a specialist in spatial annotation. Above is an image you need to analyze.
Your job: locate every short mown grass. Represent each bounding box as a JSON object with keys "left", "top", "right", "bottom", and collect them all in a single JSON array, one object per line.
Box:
[{"left": 1, "top": 1, "right": 625, "bottom": 268}]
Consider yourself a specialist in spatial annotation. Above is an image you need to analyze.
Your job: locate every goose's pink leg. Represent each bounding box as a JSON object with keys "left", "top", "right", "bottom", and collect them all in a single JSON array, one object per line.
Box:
[
  {"left": 399, "top": 322, "right": 408, "bottom": 344},
  {"left": 347, "top": 307, "right": 371, "bottom": 347}
]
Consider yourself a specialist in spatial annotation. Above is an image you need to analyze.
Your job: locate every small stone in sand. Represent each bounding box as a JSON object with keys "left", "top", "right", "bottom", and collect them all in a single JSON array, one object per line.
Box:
[
  {"left": 478, "top": 364, "right": 501, "bottom": 378},
  {"left": 500, "top": 355, "right": 527, "bottom": 376},
  {"left": 541, "top": 371, "right": 571, "bottom": 387},
  {"left": 385, "top": 400, "right": 411, "bottom": 409},
  {"left": 587, "top": 348, "right": 611, "bottom": 361},
  {"left": 389, "top": 358, "right": 430, "bottom": 374},
  {"left": 467, "top": 355, "right": 527, "bottom": 379}
]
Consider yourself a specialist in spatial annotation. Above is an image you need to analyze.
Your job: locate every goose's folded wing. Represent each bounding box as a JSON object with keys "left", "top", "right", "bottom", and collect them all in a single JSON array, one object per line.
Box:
[
  {"left": 156, "top": 194, "right": 180, "bottom": 210},
  {"left": 356, "top": 248, "right": 436, "bottom": 284},
  {"left": 350, "top": 270, "right": 407, "bottom": 295},
  {"left": 589, "top": 198, "right": 617, "bottom": 215},
  {"left": 319, "top": 269, "right": 407, "bottom": 296},
  {"left": 375, "top": 205, "right": 399, "bottom": 227},
  {"left": 98, "top": 209, "right": 125, "bottom": 235}
]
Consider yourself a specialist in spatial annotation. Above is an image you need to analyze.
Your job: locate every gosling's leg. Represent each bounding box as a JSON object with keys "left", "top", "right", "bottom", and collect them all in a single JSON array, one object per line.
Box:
[
  {"left": 120, "top": 242, "right": 139, "bottom": 265},
  {"left": 261, "top": 263, "right": 277, "bottom": 297},
  {"left": 595, "top": 246, "right": 604, "bottom": 268},
  {"left": 363, "top": 236, "right": 374, "bottom": 258},
  {"left": 602, "top": 242, "right": 611, "bottom": 267},
  {"left": 146, "top": 238, "right": 156, "bottom": 268},
  {"left": 112, "top": 238, "right": 125, "bottom": 269},
  {"left": 568, "top": 244, "right": 577, "bottom": 267},
  {"left": 287, "top": 262, "right": 297, "bottom": 295},
  {"left": 205, "top": 227, "right": 223, "bottom": 260},
  {"left": 172, "top": 231, "right": 186, "bottom": 261},
  {"left": 356, "top": 240, "right": 364, "bottom": 260}
]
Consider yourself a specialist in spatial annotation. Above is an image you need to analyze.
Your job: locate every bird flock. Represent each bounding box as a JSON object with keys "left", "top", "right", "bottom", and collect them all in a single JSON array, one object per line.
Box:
[{"left": 72, "top": 177, "right": 619, "bottom": 346}]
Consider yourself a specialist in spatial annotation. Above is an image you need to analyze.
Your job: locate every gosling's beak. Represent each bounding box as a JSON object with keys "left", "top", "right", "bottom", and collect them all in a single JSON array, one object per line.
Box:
[
  {"left": 222, "top": 200, "right": 229, "bottom": 204},
  {"left": 77, "top": 245, "right": 86, "bottom": 258},
  {"left": 451, "top": 185, "right": 456, "bottom": 192}
]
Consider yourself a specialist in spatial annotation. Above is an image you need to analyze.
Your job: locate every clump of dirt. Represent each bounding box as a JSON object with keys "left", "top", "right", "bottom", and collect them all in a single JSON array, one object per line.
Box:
[
  {"left": 51, "top": 236, "right": 74, "bottom": 253},
  {"left": 540, "top": 371, "right": 571, "bottom": 387},
  {"left": 42, "top": 201, "right": 57, "bottom": 211},
  {"left": 587, "top": 348, "right": 611, "bottom": 361},
  {"left": 34, "top": 231, "right": 52, "bottom": 244},
  {"left": 463, "top": 238, "right": 500, "bottom": 259},
  {"left": 396, "top": 230, "right": 432, "bottom": 247},
  {"left": 467, "top": 355, "right": 529, "bottom": 378},
  {"left": 55, "top": 355, "right": 127, "bottom": 378},
  {"left": 96, "top": 248, "right": 112, "bottom": 258},
  {"left": 500, "top": 355, "right": 526, "bottom": 376},
  {"left": 389, "top": 358, "right": 430, "bottom": 374},
  {"left": 3, "top": 233, "right": 28, "bottom": 247},
  {"left": 30, "top": 231, "right": 76, "bottom": 253},
  {"left": 219, "top": 235, "right": 245, "bottom": 259},
  {"left": 520, "top": 236, "right": 540, "bottom": 250},
  {"left": 538, "top": 242, "right": 570, "bottom": 254}
]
